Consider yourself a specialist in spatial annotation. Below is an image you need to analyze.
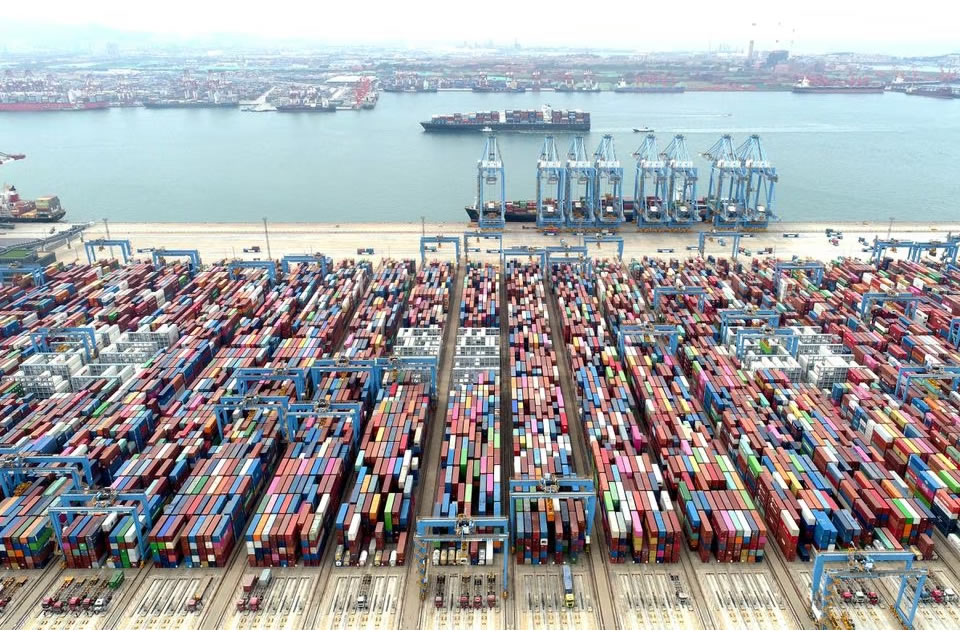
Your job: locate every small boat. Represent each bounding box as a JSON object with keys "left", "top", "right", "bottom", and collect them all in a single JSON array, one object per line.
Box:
[{"left": 633, "top": 127, "right": 654, "bottom": 133}]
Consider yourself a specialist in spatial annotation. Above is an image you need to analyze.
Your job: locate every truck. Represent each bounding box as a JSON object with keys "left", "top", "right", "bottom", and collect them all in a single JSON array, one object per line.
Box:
[
  {"left": 434, "top": 575, "right": 446, "bottom": 609},
  {"left": 561, "top": 564, "right": 575, "bottom": 608}
]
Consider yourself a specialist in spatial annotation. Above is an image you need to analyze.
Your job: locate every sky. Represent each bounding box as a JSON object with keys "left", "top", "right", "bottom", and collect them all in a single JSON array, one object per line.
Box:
[{"left": 3, "top": 0, "right": 959, "bottom": 55}]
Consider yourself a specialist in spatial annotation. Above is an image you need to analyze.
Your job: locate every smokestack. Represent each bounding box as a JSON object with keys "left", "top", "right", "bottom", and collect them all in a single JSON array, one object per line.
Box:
[{"left": 747, "top": 40, "right": 755, "bottom": 61}]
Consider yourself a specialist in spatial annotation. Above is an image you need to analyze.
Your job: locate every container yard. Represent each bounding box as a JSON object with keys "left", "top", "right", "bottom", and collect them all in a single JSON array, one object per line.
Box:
[{"left": 3, "top": 229, "right": 960, "bottom": 632}]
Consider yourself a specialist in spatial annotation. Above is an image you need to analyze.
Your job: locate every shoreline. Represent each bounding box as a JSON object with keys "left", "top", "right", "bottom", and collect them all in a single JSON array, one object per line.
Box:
[{"left": 28, "top": 220, "right": 960, "bottom": 265}]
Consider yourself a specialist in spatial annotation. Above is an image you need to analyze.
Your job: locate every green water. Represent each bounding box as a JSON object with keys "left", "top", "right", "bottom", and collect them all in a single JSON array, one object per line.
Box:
[{"left": 1, "top": 91, "right": 958, "bottom": 223}]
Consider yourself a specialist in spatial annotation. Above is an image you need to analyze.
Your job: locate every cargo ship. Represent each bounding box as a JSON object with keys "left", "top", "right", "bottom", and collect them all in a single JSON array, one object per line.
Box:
[
  {"left": 0, "top": 99, "right": 109, "bottom": 112},
  {"left": 0, "top": 185, "right": 66, "bottom": 223},
  {"left": 143, "top": 98, "right": 239, "bottom": 108},
  {"left": 614, "top": 81, "right": 685, "bottom": 93},
  {"left": 274, "top": 100, "right": 336, "bottom": 112},
  {"left": 465, "top": 197, "right": 711, "bottom": 224},
  {"left": 554, "top": 84, "right": 601, "bottom": 93},
  {"left": 791, "top": 77, "right": 884, "bottom": 94},
  {"left": 905, "top": 85, "right": 957, "bottom": 99},
  {"left": 422, "top": 106, "right": 589, "bottom": 132}
]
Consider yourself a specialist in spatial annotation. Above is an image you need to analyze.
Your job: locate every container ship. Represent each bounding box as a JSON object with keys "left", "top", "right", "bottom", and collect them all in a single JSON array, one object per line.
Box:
[
  {"left": 0, "top": 97, "right": 109, "bottom": 112},
  {"left": 143, "top": 98, "right": 239, "bottom": 108},
  {"left": 905, "top": 85, "right": 957, "bottom": 99},
  {"left": 0, "top": 185, "right": 66, "bottom": 223},
  {"left": 614, "top": 81, "right": 685, "bottom": 93},
  {"left": 422, "top": 107, "right": 589, "bottom": 132},
  {"left": 791, "top": 77, "right": 884, "bottom": 94},
  {"left": 274, "top": 100, "right": 336, "bottom": 112}
]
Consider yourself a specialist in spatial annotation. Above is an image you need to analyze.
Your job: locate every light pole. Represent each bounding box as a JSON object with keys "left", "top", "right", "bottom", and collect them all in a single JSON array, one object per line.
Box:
[
  {"left": 103, "top": 218, "right": 114, "bottom": 258},
  {"left": 263, "top": 217, "right": 272, "bottom": 260}
]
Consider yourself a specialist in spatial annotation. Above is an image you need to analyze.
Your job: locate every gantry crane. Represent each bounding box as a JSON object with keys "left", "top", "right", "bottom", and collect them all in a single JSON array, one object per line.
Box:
[
  {"left": 702, "top": 135, "right": 745, "bottom": 228},
  {"left": 476, "top": 132, "right": 505, "bottom": 229},
  {"left": 661, "top": 135, "right": 698, "bottom": 227},
  {"left": 735, "top": 135, "right": 777, "bottom": 228},
  {"left": 810, "top": 551, "right": 926, "bottom": 629},
  {"left": 593, "top": 134, "right": 625, "bottom": 228},
  {"left": 536, "top": 136, "right": 565, "bottom": 228},
  {"left": 633, "top": 134, "right": 668, "bottom": 229},
  {"left": 564, "top": 136, "right": 596, "bottom": 229}
]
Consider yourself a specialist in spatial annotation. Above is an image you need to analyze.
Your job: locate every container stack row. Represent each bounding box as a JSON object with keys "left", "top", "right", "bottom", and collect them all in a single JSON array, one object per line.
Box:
[
  {"left": 334, "top": 259, "right": 431, "bottom": 567},
  {"left": 552, "top": 261, "right": 680, "bottom": 563},
  {"left": 432, "top": 262, "right": 502, "bottom": 565},
  {"left": 506, "top": 259, "right": 585, "bottom": 564},
  {"left": 244, "top": 261, "right": 373, "bottom": 567}
]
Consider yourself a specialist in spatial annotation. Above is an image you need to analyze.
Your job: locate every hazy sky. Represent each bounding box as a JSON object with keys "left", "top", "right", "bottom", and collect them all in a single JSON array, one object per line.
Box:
[{"left": 5, "top": 0, "right": 959, "bottom": 55}]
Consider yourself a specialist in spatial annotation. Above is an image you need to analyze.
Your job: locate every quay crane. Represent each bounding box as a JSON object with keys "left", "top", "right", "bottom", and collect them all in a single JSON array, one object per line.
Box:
[
  {"left": 735, "top": 134, "right": 777, "bottom": 228},
  {"left": 563, "top": 135, "right": 596, "bottom": 229},
  {"left": 633, "top": 134, "right": 668, "bottom": 229},
  {"left": 475, "top": 131, "right": 505, "bottom": 229},
  {"left": 593, "top": 134, "right": 625, "bottom": 228},
  {"left": 536, "top": 136, "right": 565, "bottom": 229},
  {"left": 702, "top": 135, "right": 745, "bottom": 228},
  {"left": 661, "top": 135, "right": 698, "bottom": 228}
]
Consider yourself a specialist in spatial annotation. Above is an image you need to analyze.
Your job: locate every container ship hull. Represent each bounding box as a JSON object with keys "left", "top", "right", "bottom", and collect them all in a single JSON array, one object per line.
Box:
[
  {"left": 142, "top": 101, "right": 239, "bottom": 109},
  {"left": 275, "top": 105, "right": 336, "bottom": 112},
  {"left": 614, "top": 87, "right": 685, "bottom": 93},
  {"left": 0, "top": 210, "right": 66, "bottom": 223},
  {"left": 792, "top": 86, "right": 883, "bottom": 94},
  {"left": 422, "top": 121, "right": 589, "bottom": 132},
  {"left": 0, "top": 102, "right": 109, "bottom": 112},
  {"left": 466, "top": 204, "right": 635, "bottom": 223}
]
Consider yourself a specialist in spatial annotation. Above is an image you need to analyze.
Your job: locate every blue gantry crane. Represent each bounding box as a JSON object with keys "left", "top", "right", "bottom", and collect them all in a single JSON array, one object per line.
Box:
[
  {"left": 84, "top": 239, "right": 133, "bottom": 264},
  {"left": 735, "top": 135, "right": 778, "bottom": 228},
  {"left": 564, "top": 136, "right": 596, "bottom": 229},
  {"left": 414, "top": 515, "right": 511, "bottom": 598},
  {"left": 871, "top": 239, "right": 960, "bottom": 265},
  {"left": 810, "top": 551, "right": 926, "bottom": 629},
  {"left": 0, "top": 263, "right": 46, "bottom": 286},
  {"left": 152, "top": 249, "right": 201, "bottom": 274},
  {"left": 508, "top": 474, "right": 596, "bottom": 561},
  {"left": 215, "top": 394, "right": 364, "bottom": 443},
  {"left": 894, "top": 364, "right": 960, "bottom": 402},
  {"left": 280, "top": 254, "right": 331, "bottom": 277},
  {"left": 0, "top": 453, "right": 97, "bottom": 496},
  {"left": 717, "top": 308, "right": 781, "bottom": 343},
  {"left": 463, "top": 231, "right": 503, "bottom": 260},
  {"left": 661, "top": 135, "right": 699, "bottom": 228},
  {"left": 309, "top": 356, "right": 439, "bottom": 399},
  {"left": 702, "top": 135, "right": 744, "bottom": 228},
  {"left": 226, "top": 260, "right": 278, "bottom": 283},
  {"left": 536, "top": 136, "right": 565, "bottom": 229},
  {"left": 29, "top": 326, "right": 98, "bottom": 362},
  {"left": 633, "top": 134, "right": 669, "bottom": 229},
  {"left": 593, "top": 134, "right": 625, "bottom": 228},
  {"left": 773, "top": 260, "right": 825, "bottom": 290},
  {"left": 617, "top": 323, "right": 681, "bottom": 356},
  {"left": 232, "top": 366, "right": 310, "bottom": 400},
  {"left": 580, "top": 234, "right": 624, "bottom": 261},
  {"left": 545, "top": 244, "right": 590, "bottom": 276},
  {"left": 502, "top": 246, "right": 548, "bottom": 267},
  {"left": 697, "top": 230, "right": 749, "bottom": 260},
  {"left": 476, "top": 132, "right": 506, "bottom": 229},
  {"left": 652, "top": 285, "right": 707, "bottom": 312},
  {"left": 858, "top": 291, "right": 923, "bottom": 319},
  {"left": 49, "top": 489, "right": 154, "bottom": 566},
  {"left": 419, "top": 235, "right": 461, "bottom": 264}
]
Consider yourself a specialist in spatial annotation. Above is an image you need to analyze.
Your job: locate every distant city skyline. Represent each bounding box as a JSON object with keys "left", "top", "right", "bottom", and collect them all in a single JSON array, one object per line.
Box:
[{"left": 2, "top": 1, "right": 958, "bottom": 57}]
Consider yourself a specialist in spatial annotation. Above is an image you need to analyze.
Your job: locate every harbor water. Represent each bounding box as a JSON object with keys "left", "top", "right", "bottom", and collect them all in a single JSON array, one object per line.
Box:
[{"left": 1, "top": 90, "right": 959, "bottom": 224}]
